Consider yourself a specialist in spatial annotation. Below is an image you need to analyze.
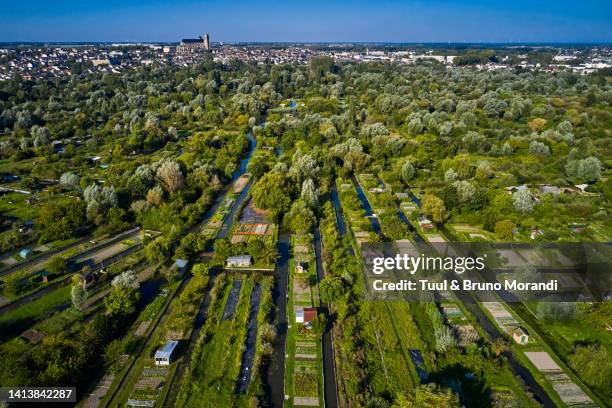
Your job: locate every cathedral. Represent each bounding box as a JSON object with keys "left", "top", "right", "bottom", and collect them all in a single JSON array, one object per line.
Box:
[{"left": 177, "top": 33, "right": 210, "bottom": 53}]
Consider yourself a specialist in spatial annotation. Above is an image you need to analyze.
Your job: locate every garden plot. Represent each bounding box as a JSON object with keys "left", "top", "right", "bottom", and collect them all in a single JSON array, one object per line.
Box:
[
  {"left": 239, "top": 198, "right": 270, "bottom": 224},
  {"left": 233, "top": 223, "right": 271, "bottom": 235},
  {"left": 203, "top": 195, "right": 237, "bottom": 233},
  {"left": 293, "top": 234, "right": 313, "bottom": 264},
  {"left": 441, "top": 303, "right": 480, "bottom": 348},
  {"left": 83, "top": 373, "right": 115, "bottom": 408},
  {"left": 454, "top": 325, "right": 479, "bottom": 348},
  {"left": 72, "top": 229, "right": 142, "bottom": 266},
  {"left": 525, "top": 352, "right": 595, "bottom": 407},
  {"left": 400, "top": 202, "right": 418, "bottom": 215},
  {"left": 295, "top": 340, "right": 318, "bottom": 360},
  {"left": 222, "top": 279, "right": 242, "bottom": 320},
  {"left": 177, "top": 276, "right": 255, "bottom": 406},
  {"left": 233, "top": 174, "right": 250, "bottom": 193},
  {"left": 127, "top": 366, "right": 170, "bottom": 407},
  {"left": 450, "top": 224, "right": 493, "bottom": 241},
  {"left": 515, "top": 248, "right": 577, "bottom": 268},
  {"left": 292, "top": 237, "right": 314, "bottom": 304},
  {"left": 293, "top": 362, "right": 320, "bottom": 406},
  {"left": 231, "top": 199, "right": 275, "bottom": 244},
  {"left": 134, "top": 320, "right": 152, "bottom": 337},
  {"left": 546, "top": 373, "right": 597, "bottom": 407},
  {"left": 452, "top": 224, "right": 480, "bottom": 233},
  {"left": 354, "top": 230, "right": 371, "bottom": 245},
  {"left": 0, "top": 243, "right": 54, "bottom": 267},
  {"left": 525, "top": 351, "right": 562, "bottom": 373},
  {"left": 357, "top": 173, "right": 383, "bottom": 191},
  {"left": 427, "top": 234, "right": 446, "bottom": 243},
  {"left": 482, "top": 301, "right": 520, "bottom": 333},
  {"left": 293, "top": 277, "right": 312, "bottom": 305},
  {"left": 497, "top": 249, "right": 529, "bottom": 267}
]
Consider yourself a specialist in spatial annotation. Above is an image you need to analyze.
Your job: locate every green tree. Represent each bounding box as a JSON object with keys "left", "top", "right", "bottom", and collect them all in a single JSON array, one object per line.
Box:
[
  {"left": 104, "top": 270, "right": 140, "bottom": 316},
  {"left": 393, "top": 384, "right": 461, "bottom": 408},
  {"left": 301, "top": 178, "right": 319, "bottom": 209},
  {"left": 528, "top": 117, "right": 547, "bottom": 133},
  {"left": 46, "top": 255, "right": 67, "bottom": 274},
  {"left": 145, "top": 238, "right": 169, "bottom": 264},
  {"left": 422, "top": 194, "right": 448, "bottom": 224},
  {"left": 192, "top": 263, "right": 210, "bottom": 278},
  {"left": 3, "top": 271, "right": 26, "bottom": 298},
  {"left": 495, "top": 219, "right": 515, "bottom": 240},
  {"left": 247, "top": 239, "right": 266, "bottom": 261},
  {"left": 252, "top": 171, "right": 292, "bottom": 220},
  {"left": 512, "top": 189, "right": 535, "bottom": 213},
  {"left": 566, "top": 156, "right": 602, "bottom": 183},
  {"left": 401, "top": 161, "right": 415, "bottom": 184},
  {"left": 71, "top": 281, "right": 88, "bottom": 311},
  {"left": 38, "top": 199, "right": 86, "bottom": 243},
  {"left": 155, "top": 159, "right": 184, "bottom": 193},
  {"left": 320, "top": 276, "right": 345, "bottom": 304},
  {"left": 285, "top": 200, "right": 315, "bottom": 234}
]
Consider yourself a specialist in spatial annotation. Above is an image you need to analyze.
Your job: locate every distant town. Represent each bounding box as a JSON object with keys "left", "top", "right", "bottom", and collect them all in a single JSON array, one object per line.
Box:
[{"left": 1, "top": 33, "right": 611, "bottom": 80}]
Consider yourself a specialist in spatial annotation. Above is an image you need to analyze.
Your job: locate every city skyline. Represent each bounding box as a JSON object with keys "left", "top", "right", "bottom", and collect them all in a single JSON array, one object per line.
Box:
[{"left": 2, "top": 0, "right": 612, "bottom": 43}]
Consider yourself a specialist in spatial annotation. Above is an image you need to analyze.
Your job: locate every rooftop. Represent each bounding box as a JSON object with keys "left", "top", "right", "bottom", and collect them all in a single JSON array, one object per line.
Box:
[
  {"left": 174, "top": 259, "right": 189, "bottom": 269},
  {"left": 227, "top": 255, "right": 252, "bottom": 263},
  {"left": 155, "top": 340, "right": 179, "bottom": 360}
]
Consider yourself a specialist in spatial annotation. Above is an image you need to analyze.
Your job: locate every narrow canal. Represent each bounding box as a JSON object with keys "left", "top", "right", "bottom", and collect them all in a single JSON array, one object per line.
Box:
[
  {"left": 330, "top": 183, "right": 347, "bottom": 238},
  {"left": 351, "top": 175, "right": 381, "bottom": 234}
]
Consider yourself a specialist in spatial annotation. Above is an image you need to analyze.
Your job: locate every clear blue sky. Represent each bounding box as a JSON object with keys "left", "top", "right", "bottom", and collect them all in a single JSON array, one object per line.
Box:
[{"left": 2, "top": 0, "right": 611, "bottom": 43}]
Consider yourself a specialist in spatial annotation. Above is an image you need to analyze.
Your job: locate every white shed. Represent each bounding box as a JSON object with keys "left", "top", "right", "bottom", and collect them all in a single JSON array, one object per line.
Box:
[
  {"left": 295, "top": 308, "right": 304, "bottom": 323},
  {"left": 226, "top": 255, "right": 252, "bottom": 268},
  {"left": 154, "top": 340, "right": 179, "bottom": 366},
  {"left": 512, "top": 327, "right": 529, "bottom": 345}
]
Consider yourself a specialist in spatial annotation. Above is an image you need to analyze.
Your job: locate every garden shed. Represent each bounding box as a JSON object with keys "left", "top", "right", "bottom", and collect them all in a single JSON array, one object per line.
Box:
[
  {"left": 226, "top": 255, "right": 252, "bottom": 268},
  {"left": 512, "top": 327, "right": 529, "bottom": 345},
  {"left": 154, "top": 340, "right": 178, "bottom": 366}
]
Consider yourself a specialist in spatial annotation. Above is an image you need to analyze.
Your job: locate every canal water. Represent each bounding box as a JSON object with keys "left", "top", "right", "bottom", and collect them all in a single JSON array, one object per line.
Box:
[
  {"left": 330, "top": 183, "right": 347, "bottom": 238},
  {"left": 351, "top": 175, "right": 381, "bottom": 234}
]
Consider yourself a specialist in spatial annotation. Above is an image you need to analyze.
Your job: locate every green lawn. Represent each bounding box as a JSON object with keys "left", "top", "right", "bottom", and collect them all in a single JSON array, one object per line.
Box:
[{"left": 0, "top": 285, "right": 71, "bottom": 342}]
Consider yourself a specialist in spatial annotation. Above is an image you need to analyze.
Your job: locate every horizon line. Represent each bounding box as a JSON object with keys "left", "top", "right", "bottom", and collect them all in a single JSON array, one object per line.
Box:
[{"left": 1, "top": 40, "right": 611, "bottom": 46}]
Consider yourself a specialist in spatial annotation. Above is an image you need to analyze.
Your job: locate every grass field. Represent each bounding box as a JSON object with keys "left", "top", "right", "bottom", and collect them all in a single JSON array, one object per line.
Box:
[
  {"left": 0, "top": 285, "right": 71, "bottom": 342},
  {"left": 176, "top": 275, "right": 254, "bottom": 407}
]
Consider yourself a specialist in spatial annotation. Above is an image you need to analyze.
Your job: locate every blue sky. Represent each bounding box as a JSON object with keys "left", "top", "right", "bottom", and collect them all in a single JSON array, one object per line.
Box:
[{"left": 2, "top": 0, "right": 611, "bottom": 43}]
